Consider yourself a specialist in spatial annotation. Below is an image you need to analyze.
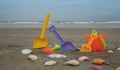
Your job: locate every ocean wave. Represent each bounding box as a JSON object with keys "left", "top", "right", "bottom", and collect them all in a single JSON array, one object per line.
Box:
[{"left": 0, "top": 21, "right": 120, "bottom": 24}]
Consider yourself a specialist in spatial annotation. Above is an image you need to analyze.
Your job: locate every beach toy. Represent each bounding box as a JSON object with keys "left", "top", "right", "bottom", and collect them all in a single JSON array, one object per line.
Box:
[
  {"left": 80, "top": 29, "right": 97, "bottom": 52},
  {"left": 49, "top": 25, "right": 76, "bottom": 51},
  {"left": 86, "top": 30, "right": 106, "bottom": 51},
  {"left": 32, "top": 12, "right": 50, "bottom": 48},
  {"left": 80, "top": 35, "right": 96, "bottom": 52},
  {"left": 42, "top": 47, "right": 54, "bottom": 54},
  {"left": 100, "top": 36, "right": 107, "bottom": 49},
  {"left": 52, "top": 45, "right": 61, "bottom": 50}
]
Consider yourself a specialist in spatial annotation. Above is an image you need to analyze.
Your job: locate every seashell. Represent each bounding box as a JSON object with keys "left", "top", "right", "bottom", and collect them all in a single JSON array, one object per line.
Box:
[
  {"left": 92, "top": 58, "right": 105, "bottom": 65},
  {"left": 116, "top": 66, "right": 120, "bottom": 70},
  {"left": 21, "top": 49, "right": 32, "bottom": 55},
  {"left": 27, "top": 54, "right": 38, "bottom": 61},
  {"left": 48, "top": 45, "right": 53, "bottom": 48},
  {"left": 107, "top": 50, "right": 114, "bottom": 54},
  {"left": 78, "top": 56, "right": 90, "bottom": 61},
  {"left": 44, "top": 60, "right": 56, "bottom": 66},
  {"left": 48, "top": 54, "right": 67, "bottom": 58},
  {"left": 77, "top": 48, "right": 81, "bottom": 50},
  {"left": 89, "top": 65, "right": 103, "bottom": 70},
  {"left": 64, "top": 60, "right": 79, "bottom": 66},
  {"left": 117, "top": 48, "right": 120, "bottom": 51}
]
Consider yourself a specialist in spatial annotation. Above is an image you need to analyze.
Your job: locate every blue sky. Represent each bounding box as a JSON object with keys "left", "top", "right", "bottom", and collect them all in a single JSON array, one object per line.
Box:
[{"left": 0, "top": 0, "right": 120, "bottom": 21}]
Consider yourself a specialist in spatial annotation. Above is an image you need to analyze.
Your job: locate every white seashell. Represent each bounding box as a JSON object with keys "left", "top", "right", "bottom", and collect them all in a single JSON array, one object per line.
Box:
[
  {"left": 48, "top": 54, "right": 67, "bottom": 58},
  {"left": 116, "top": 66, "right": 120, "bottom": 70},
  {"left": 27, "top": 54, "right": 38, "bottom": 61},
  {"left": 48, "top": 45, "right": 53, "bottom": 48},
  {"left": 21, "top": 49, "right": 32, "bottom": 55},
  {"left": 64, "top": 60, "right": 79, "bottom": 66},
  {"left": 44, "top": 60, "right": 56, "bottom": 66},
  {"left": 117, "top": 48, "right": 120, "bottom": 51},
  {"left": 78, "top": 56, "right": 90, "bottom": 61},
  {"left": 107, "top": 50, "right": 114, "bottom": 54}
]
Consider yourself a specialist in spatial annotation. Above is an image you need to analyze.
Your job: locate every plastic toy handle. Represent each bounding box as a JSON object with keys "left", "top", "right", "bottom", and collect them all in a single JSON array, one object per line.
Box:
[
  {"left": 52, "top": 30, "right": 65, "bottom": 44},
  {"left": 40, "top": 12, "right": 50, "bottom": 39},
  {"left": 100, "top": 36, "right": 107, "bottom": 49},
  {"left": 49, "top": 25, "right": 64, "bottom": 43},
  {"left": 92, "top": 29, "right": 98, "bottom": 38},
  {"left": 87, "top": 35, "right": 95, "bottom": 47},
  {"left": 86, "top": 29, "right": 98, "bottom": 47}
]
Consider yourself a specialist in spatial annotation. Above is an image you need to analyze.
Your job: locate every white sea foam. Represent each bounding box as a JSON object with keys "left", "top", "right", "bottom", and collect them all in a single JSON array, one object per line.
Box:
[
  {"left": 0, "top": 21, "right": 120, "bottom": 24},
  {"left": 0, "top": 21, "right": 120, "bottom": 28}
]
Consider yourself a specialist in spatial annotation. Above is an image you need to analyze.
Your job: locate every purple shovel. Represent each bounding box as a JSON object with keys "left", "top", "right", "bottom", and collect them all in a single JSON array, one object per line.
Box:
[{"left": 49, "top": 25, "right": 76, "bottom": 51}]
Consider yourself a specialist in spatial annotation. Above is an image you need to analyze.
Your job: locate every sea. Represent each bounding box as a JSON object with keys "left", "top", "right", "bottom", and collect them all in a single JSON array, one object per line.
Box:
[{"left": 0, "top": 21, "right": 120, "bottom": 28}]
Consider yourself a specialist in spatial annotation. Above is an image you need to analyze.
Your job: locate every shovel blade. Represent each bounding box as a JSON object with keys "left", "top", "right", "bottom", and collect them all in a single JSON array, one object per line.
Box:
[
  {"left": 60, "top": 41, "right": 76, "bottom": 51},
  {"left": 80, "top": 44, "right": 92, "bottom": 52},
  {"left": 32, "top": 36, "right": 48, "bottom": 48}
]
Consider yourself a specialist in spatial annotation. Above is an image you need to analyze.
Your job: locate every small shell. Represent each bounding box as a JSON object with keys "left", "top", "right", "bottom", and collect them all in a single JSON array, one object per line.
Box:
[
  {"left": 64, "top": 60, "right": 79, "bottom": 66},
  {"left": 107, "top": 50, "right": 114, "bottom": 54},
  {"left": 78, "top": 56, "right": 90, "bottom": 61},
  {"left": 48, "top": 45, "right": 53, "bottom": 48},
  {"left": 44, "top": 60, "right": 56, "bottom": 66},
  {"left": 48, "top": 54, "right": 67, "bottom": 58},
  {"left": 21, "top": 49, "right": 32, "bottom": 55},
  {"left": 27, "top": 54, "right": 38, "bottom": 61},
  {"left": 92, "top": 58, "right": 105, "bottom": 65},
  {"left": 117, "top": 48, "right": 120, "bottom": 51},
  {"left": 116, "top": 66, "right": 120, "bottom": 70},
  {"left": 89, "top": 65, "right": 103, "bottom": 70}
]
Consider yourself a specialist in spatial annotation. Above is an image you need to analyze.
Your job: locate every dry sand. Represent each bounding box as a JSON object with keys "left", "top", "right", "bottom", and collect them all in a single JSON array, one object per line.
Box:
[{"left": 0, "top": 28, "right": 120, "bottom": 70}]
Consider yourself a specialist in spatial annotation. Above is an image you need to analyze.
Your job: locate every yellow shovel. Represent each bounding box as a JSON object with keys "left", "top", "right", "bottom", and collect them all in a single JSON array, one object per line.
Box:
[
  {"left": 32, "top": 12, "right": 50, "bottom": 48},
  {"left": 80, "top": 35, "right": 95, "bottom": 52},
  {"left": 80, "top": 29, "right": 97, "bottom": 52}
]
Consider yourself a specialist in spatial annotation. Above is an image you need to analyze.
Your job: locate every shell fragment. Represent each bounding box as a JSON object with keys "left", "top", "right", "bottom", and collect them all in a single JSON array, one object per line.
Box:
[
  {"left": 117, "top": 48, "right": 120, "bottom": 51},
  {"left": 44, "top": 60, "right": 56, "bottom": 66},
  {"left": 116, "top": 66, "right": 120, "bottom": 70},
  {"left": 92, "top": 58, "right": 105, "bottom": 65},
  {"left": 21, "top": 49, "right": 32, "bottom": 55},
  {"left": 64, "top": 60, "right": 79, "bottom": 66},
  {"left": 27, "top": 54, "right": 38, "bottom": 61},
  {"left": 48, "top": 54, "right": 67, "bottom": 58},
  {"left": 89, "top": 65, "right": 103, "bottom": 70},
  {"left": 78, "top": 56, "right": 90, "bottom": 61},
  {"left": 107, "top": 50, "right": 114, "bottom": 54}
]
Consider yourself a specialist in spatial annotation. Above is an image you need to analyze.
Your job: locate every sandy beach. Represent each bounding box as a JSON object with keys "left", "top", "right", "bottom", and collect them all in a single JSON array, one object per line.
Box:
[{"left": 0, "top": 28, "right": 120, "bottom": 70}]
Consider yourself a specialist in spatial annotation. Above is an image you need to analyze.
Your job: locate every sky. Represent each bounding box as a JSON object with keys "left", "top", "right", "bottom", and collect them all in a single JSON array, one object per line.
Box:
[{"left": 0, "top": 0, "right": 120, "bottom": 21}]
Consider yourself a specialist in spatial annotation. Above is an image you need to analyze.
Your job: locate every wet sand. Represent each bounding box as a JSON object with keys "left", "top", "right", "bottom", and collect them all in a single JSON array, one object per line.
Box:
[{"left": 0, "top": 28, "right": 120, "bottom": 70}]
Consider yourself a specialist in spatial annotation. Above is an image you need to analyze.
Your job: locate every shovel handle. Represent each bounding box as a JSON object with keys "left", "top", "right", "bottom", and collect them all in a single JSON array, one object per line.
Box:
[
  {"left": 52, "top": 29, "right": 64, "bottom": 44},
  {"left": 100, "top": 36, "right": 106, "bottom": 49},
  {"left": 92, "top": 29, "right": 97, "bottom": 38},
  {"left": 40, "top": 12, "right": 50, "bottom": 38},
  {"left": 49, "top": 25, "right": 64, "bottom": 44},
  {"left": 86, "top": 29, "right": 97, "bottom": 47},
  {"left": 87, "top": 35, "right": 95, "bottom": 47}
]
